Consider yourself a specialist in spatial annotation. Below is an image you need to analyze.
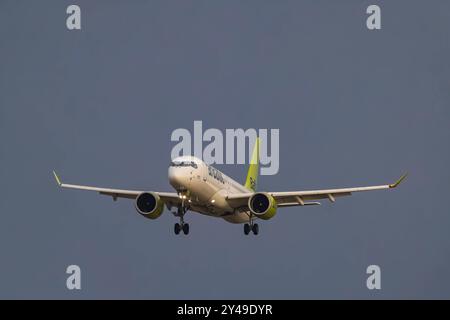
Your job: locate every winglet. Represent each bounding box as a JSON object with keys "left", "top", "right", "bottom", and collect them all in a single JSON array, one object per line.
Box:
[
  {"left": 53, "top": 170, "right": 62, "bottom": 186},
  {"left": 389, "top": 173, "right": 408, "bottom": 188}
]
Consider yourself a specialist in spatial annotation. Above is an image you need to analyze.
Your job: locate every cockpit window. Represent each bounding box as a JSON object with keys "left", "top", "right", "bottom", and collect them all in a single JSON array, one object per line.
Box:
[{"left": 170, "top": 160, "right": 198, "bottom": 169}]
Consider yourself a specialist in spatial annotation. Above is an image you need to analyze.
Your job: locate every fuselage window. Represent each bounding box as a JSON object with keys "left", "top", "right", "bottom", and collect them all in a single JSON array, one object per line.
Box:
[{"left": 170, "top": 161, "right": 198, "bottom": 169}]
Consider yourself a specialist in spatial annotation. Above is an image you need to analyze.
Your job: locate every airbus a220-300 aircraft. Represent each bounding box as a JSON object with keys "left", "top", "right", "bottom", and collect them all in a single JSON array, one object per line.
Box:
[{"left": 53, "top": 139, "right": 406, "bottom": 235}]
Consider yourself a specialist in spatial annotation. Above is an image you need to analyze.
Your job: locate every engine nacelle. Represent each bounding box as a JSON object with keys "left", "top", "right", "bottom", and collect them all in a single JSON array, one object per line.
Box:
[
  {"left": 248, "top": 192, "right": 277, "bottom": 220},
  {"left": 135, "top": 192, "right": 164, "bottom": 219}
]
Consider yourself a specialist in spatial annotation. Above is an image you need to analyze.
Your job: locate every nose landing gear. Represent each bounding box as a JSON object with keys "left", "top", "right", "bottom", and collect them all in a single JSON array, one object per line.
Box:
[
  {"left": 174, "top": 221, "right": 189, "bottom": 235},
  {"left": 173, "top": 201, "right": 189, "bottom": 235}
]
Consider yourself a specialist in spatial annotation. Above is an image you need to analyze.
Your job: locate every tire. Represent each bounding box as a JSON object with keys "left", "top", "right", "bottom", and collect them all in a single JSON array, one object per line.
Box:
[
  {"left": 174, "top": 223, "right": 181, "bottom": 235},
  {"left": 182, "top": 223, "right": 190, "bottom": 235},
  {"left": 244, "top": 223, "right": 251, "bottom": 235},
  {"left": 252, "top": 223, "right": 259, "bottom": 235}
]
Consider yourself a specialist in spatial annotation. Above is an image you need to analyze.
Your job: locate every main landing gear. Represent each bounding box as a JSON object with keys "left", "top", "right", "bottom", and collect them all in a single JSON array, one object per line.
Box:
[
  {"left": 174, "top": 204, "right": 189, "bottom": 235},
  {"left": 244, "top": 219, "right": 259, "bottom": 236}
]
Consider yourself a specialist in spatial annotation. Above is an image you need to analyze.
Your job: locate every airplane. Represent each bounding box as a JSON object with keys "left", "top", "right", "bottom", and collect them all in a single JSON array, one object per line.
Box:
[{"left": 53, "top": 139, "right": 407, "bottom": 235}]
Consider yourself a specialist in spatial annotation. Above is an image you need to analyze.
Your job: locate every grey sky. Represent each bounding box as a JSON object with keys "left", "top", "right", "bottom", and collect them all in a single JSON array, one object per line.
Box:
[{"left": 1, "top": 0, "right": 449, "bottom": 299}]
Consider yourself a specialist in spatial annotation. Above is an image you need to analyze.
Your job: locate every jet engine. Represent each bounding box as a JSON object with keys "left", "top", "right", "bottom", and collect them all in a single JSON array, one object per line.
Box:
[
  {"left": 248, "top": 192, "right": 277, "bottom": 220},
  {"left": 135, "top": 192, "right": 164, "bottom": 219}
]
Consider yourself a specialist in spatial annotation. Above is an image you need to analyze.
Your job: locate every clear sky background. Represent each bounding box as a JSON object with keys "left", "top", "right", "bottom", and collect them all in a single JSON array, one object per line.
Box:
[{"left": 1, "top": 0, "right": 449, "bottom": 299}]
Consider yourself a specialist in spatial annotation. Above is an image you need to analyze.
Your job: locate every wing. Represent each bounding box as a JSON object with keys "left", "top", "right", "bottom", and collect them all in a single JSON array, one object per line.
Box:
[
  {"left": 226, "top": 173, "right": 407, "bottom": 208},
  {"left": 52, "top": 171, "right": 181, "bottom": 206}
]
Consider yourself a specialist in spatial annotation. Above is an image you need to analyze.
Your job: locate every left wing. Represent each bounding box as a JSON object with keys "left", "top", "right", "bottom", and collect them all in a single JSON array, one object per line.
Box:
[
  {"left": 226, "top": 173, "right": 407, "bottom": 208},
  {"left": 52, "top": 171, "right": 181, "bottom": 206}
]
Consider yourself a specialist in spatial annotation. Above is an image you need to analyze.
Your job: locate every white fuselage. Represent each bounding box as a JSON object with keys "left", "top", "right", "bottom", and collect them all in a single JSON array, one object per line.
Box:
[{"left": 168, "top": 156, "right": 250, "bottom": 223}]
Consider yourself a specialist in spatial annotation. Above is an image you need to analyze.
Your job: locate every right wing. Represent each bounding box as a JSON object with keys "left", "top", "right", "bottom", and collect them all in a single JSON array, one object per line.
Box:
[
  {"left": 52, "top": 171, "right": 181, "bottom": 206},
  {"left": 226, "top": 173, "right": 407, "bottom": 208}
]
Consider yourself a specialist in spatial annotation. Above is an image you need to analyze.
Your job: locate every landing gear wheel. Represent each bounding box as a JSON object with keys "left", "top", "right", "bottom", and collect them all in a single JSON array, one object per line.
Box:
[
  {"left": 244, "top": 223, "right": 251, "bottom": 235},
  {"left": 252, "top": 223, "right": 259, "bottom": 235},
  {"left": 173, "top": 203, "right": 190, "bottom": 235},
  {"left": 174, "top": 223, "right": 181, "bottom": 235},
  {"left": 182, "top": 223, "right": 190, "bottom": 235}
]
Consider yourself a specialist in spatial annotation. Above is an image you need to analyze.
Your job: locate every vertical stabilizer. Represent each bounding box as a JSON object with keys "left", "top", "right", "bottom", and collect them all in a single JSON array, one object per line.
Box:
[{"left": 244, "top": 138, "right": 259, "bottom": 192}]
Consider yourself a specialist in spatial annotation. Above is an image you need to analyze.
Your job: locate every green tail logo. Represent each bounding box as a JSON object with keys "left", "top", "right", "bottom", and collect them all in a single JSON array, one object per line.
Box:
[{"left": 244, "top": 138, "right": 260, "bottom": 192}]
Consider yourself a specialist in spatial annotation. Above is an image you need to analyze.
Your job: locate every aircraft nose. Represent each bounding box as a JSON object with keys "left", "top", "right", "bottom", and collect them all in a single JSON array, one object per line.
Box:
[{"left": 168, "top": 167, "right": 185, "bottom": 189}]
